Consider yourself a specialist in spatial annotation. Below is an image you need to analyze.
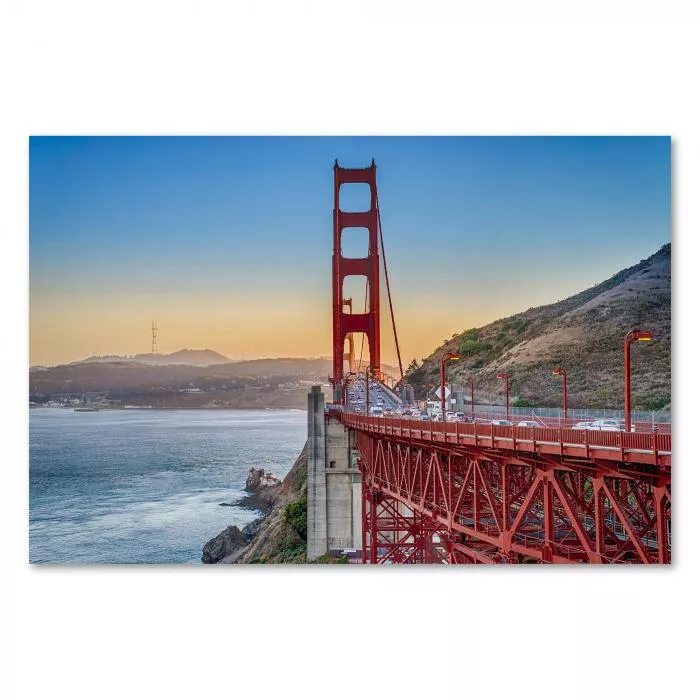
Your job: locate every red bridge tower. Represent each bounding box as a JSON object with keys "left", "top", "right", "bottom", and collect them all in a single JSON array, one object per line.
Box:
[{"left": 332, "top": 160, "right": 381, "bottom": 399}]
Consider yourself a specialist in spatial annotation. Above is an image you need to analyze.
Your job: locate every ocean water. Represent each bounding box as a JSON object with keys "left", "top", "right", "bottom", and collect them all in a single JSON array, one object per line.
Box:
[{"left": 29, "top": 408, "right": 307, "bottom": 564}]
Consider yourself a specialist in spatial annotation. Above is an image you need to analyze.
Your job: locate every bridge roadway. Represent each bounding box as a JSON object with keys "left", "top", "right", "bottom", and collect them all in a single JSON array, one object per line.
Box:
[
  {"left": 341, "top": 413, "right": 671, "bottom": 469},
  {"left": 336, "top": 410, "right": 671, "bottom": 564}
]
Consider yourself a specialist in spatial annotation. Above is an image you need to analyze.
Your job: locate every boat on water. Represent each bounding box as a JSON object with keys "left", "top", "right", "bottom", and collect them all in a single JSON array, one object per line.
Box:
[{"left": 74, "top": 406, "right": 99, "bottom": 412}]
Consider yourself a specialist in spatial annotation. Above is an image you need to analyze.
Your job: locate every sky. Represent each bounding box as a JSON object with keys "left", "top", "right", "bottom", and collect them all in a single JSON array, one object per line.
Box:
[{"left": 29, "top": 136, "right": 671, "bottom": 367}]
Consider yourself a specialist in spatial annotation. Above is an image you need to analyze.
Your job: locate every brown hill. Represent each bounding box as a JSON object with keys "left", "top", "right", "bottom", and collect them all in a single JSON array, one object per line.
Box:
[
  {"left": 30, "top": 356, "right": 400, "bottom": 396},
  {"left": 405, "top": 243, "right": 671, "bottom": 411},
  {"left": 29, "top": 358, "right": 332, "bottom": 395}
]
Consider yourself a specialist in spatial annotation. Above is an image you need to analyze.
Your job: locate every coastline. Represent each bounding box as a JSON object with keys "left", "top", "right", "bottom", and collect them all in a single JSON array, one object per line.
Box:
[{"left": 202, "top": 442, "right": 309, "bottom": 564}]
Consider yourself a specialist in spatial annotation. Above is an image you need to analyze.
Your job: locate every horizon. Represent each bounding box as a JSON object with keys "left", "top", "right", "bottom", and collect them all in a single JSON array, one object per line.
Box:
[{"left": 30, "top": 136, "right": 670, "bottom": 366}]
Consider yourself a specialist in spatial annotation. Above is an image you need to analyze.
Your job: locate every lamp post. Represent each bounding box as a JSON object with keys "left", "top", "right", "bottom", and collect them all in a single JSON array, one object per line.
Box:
[
  {"left": 441, "top": 352, "right": 460, "bottom": 420},
  {"left": 624, "top": 330, "right": 652, "bottom": 432},
  {"left": 551, "top": 367, "right": 567, "bottom": 423},
  {"left": 496, "top": 372, "right": 510, "bottom": 422},
  {"left": 465, "top": 377, "right": 475, "bottom": 420}
]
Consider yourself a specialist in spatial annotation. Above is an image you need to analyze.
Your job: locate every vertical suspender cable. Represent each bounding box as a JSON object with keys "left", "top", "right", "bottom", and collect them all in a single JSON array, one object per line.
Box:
[
  {"left": 377, "top": 194, "right": 405, "bottom": 385},
  {"left": 357, "top": 276, "right": 369, "bottom": 372}
]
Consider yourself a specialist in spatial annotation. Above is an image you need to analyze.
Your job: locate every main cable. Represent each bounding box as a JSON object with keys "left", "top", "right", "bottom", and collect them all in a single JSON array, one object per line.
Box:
[{"left": 377, "top": 193, "right": 404, "bottom": 386}]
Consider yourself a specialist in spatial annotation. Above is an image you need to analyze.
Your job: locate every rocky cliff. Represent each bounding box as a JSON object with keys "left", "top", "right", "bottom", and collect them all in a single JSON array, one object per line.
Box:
[{"left": 202, "top": 443, "right": 309, "bottom": 564}]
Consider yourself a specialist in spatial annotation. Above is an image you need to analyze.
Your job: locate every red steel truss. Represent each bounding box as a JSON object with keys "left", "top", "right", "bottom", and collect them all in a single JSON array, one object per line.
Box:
[
  {"left": 332, "top": 161, "right": 381, "bottom": 395},
  {"left": 344, "top": 414, "right": 671, "bottom": 564}
]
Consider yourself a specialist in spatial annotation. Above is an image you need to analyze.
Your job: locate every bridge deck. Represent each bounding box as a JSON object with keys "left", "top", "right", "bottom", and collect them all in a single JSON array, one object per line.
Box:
[{"left": 340, "top": 413, "right": 671, "bottom": 469}]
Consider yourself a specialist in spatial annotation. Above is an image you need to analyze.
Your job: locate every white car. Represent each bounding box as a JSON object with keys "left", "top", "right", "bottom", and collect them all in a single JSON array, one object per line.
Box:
[
  {"left": 517, "top": 420, "right": 540, "bottom": 428},
  {"left": 492, "top": 419, "right": 513, "bottom": 426},
  {"left": 586, "top": 419, "right": 624, "bottom": 431},
  {"left": 572, "top": 421, "right": 593, "bottom": 429}
]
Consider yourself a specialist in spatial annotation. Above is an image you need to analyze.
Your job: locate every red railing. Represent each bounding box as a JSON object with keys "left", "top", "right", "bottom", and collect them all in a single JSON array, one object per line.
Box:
[{"left": 338, "top": 413, "right": 671, "bottom": 465}]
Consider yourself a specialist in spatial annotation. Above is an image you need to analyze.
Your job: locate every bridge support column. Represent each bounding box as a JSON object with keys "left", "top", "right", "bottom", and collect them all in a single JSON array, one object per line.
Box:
[
  {"left": 307, "top": 386, "right": 328, "bottom": 560},
  {"left": 307, "top": 389, "right": 363, "bottom": 561}
]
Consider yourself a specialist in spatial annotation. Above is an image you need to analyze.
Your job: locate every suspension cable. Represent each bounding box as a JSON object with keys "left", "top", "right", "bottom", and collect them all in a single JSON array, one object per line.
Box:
[
  {"left": 357, "top": 278, "right": 369, "bottom": 372},
  {"left": 377, "top": 193, "right": 405, "bottom": 386}
]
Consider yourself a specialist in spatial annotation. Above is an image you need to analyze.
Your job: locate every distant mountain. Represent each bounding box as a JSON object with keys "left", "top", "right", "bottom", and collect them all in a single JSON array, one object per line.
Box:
[
  {"left": 30, "top": 354, "right": 401, "bottom": 396},
  {"left": 406, "top": 243, "right": 671, "bottom": 411},
  {"left": 78, "top": 349, "right": 231, "bottom": 367},
  {"left": 30, "top": 356, "right": 328, "bottom": 396}
]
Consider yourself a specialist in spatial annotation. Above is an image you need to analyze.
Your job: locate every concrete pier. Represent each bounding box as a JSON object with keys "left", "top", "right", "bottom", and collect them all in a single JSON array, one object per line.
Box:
[{"left": 306, "top": 386, "right": 362, "bottom": 561}]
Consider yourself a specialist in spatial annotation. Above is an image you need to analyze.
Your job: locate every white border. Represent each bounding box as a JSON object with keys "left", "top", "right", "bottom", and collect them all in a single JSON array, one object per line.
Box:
[{"left": 3, "top": 3, "right": 699, "bottom": 699}]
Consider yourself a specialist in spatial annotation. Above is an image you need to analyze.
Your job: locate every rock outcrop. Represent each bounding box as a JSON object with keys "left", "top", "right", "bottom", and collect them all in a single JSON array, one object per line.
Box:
[
  {"left": 201, "top": 518, "right": 263, "bottom": 564},
  {"left": 245, "top": 467, "right": 281, "bottom": 490},
  {"left": 202, "top": 442, "right": 309, "bottom": 564}
]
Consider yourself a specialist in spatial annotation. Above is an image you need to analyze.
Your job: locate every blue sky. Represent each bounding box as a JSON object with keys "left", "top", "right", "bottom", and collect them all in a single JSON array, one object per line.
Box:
[{"left": 29, "top": 136, "right": 670, "bottom": 366}]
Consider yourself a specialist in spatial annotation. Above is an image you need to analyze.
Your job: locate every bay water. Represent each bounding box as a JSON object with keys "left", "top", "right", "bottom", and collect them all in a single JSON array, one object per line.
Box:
[{"left": 29, "top": 408, "right": 307, "bottom": 564}]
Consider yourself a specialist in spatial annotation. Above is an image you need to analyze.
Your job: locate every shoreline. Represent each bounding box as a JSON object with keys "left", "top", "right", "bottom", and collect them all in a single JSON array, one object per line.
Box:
[{"left": 202, "top": 443, "right": 309, "bottom": 564}]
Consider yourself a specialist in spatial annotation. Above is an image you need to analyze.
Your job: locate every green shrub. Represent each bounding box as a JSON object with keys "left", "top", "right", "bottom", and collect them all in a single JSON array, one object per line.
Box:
[
  {"left": 637, "top": 396, "right": 670, "bottom": 411},
  {"left": 512, "top": 398, "right": 536, "bottom": 407},
  {"left": 459, "top": 339, "right": 492, "bottom": 356},
  {"left": 313, "top": 553, "right": 349, "bottom": 564},
  {"left": 283, "top": 497, "right": 307, "bottom": 540},
  {"left": 277, "top": 543, "right": 306, "bottom": 561}
]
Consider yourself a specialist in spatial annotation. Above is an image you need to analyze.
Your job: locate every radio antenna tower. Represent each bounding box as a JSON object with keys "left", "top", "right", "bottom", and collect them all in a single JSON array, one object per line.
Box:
[{"left": 151, "top": 320, "right": 158, "bottom": 354}]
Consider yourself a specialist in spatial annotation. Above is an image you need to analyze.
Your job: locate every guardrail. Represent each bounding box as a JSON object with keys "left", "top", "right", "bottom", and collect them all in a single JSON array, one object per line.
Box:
[
  {"left": 341, "top": 405, "right": 671, "bottom": 434},
  {"left": 338, "top": 412, "right": 672, "bottom": 462}
]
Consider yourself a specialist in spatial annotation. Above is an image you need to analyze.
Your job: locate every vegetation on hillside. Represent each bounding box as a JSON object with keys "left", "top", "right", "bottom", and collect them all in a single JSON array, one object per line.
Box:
[
  {"left": 406, "top": 243, "right": 671, "bottom": 410},
  {"left": 233, "top": 444, "right": 310, "bottom": 564}
]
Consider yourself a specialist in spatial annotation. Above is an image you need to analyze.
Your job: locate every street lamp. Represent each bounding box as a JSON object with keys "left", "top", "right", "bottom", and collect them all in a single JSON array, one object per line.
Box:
[
  {"left": 551, "top": 367, "right": 567, "bottom": 423},
  {"left": 465, "top": 377, "right": 475, "bottom": 420},
  {"left": 624, "top": 330, "right": 652, "bottom": 432},
  {"left": 496, "top": 372, "right": 510, "bottom": 422},
  {"left": 441, "top": 352, "right": 460, "bottom": 420}
]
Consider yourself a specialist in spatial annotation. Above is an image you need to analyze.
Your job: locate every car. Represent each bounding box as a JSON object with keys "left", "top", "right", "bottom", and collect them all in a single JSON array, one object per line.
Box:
[
  {"left": 454, "top": 412, "right": 465, "bottom": 421},
  {"left": 517, "top": 420, "right": 540, "bottom": 428},
  {"left": 586, "top": 419, "right": 623, "bottom": 432},
  {"left": 572, "top": 421, "right": 594, "bottom": 430},
  {"left": 491, "top": 419, "right": 513, "bottom": 426}
]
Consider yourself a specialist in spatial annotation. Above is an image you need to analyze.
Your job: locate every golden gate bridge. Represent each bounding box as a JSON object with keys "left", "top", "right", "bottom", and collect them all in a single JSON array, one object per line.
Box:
[{"left": 327, "top": 160, "right": 671, "bottom": 565}]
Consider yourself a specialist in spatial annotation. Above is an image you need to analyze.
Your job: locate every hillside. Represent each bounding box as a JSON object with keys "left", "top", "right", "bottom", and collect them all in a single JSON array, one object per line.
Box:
[
  {"left": 30, "top": 356, "right": 399, "bottom": 397},
  {"left": 406, "top": 243, "right": 671, "bottom": 411},
  {"left": 230, "top": 443, "right": 309, "bottom": 564},
  {"left": 202, "top": 443, "right": 310, "bottom": 564},
  {"left": 30, "top": 357, "right": 329, "bottom": 395}
]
